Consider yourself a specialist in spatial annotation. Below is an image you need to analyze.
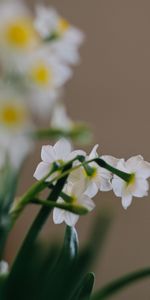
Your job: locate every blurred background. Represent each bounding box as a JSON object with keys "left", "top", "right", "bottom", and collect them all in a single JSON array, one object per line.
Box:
[{"left": 5, "top": 0, "right": 150, "bottom": 298}]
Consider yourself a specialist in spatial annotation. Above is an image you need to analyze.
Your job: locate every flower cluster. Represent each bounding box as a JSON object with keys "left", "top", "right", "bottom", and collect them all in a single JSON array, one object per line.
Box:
[
  {"left": 34, "top": 139, "right": 150, "bottom": 226},
  {"left": 0, "top": 1, "right": 84, "bottom": 170}
]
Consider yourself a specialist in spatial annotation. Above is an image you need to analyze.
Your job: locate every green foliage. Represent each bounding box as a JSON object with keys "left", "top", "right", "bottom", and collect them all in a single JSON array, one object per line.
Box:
[{"left": 0, "top": 211, "right": 112, "bottom": 300}]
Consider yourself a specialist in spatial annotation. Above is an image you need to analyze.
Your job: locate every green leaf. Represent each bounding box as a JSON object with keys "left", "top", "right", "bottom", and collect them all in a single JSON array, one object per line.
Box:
[
  {"left": 62, "top": 226, "right": 79, "bottom": 262},
  {"left": 90, "top": 268, "right": 150, "bottom": 300},
  {"left": 79, "top": 211, "right": 113, "bottom": 272},
  {"left": 39, "top": 226, "right": 79, "bottom": 300},
  {"left": 3, "top": 163, "right": 72, "bottom": 299},
  {"left": 72, "top": 272, "right": 95, "bottom": 300},
  {"left": 0, "top": 166, "right": 19, "bottom": 258}
]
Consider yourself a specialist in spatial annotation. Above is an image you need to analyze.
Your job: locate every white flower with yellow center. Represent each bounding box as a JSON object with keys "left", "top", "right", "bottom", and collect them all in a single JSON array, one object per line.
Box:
[
  {"left": 34, "top": 5, "right": 84, "bottom": 65},
  {"left": 0, "top": 89, "right": 33, "bottom": 169},
  {"left": 0, "top": 99, "right": 27, "bottom": 130},
  {"left": 24, "top": 49, "right": 72, "bottom": 117},
  {"left": 69, "top": 145, "right": 114, "bottom": 198},
  {"left": 53, "top": 181, "right": 95, "bottom": 226},
  {"left": 112, "top": 156, "right": 150, "bottom": 209},
  {"left": 0, "top": 1, "right": 38, "bottom": 53},
  {"left": 34, "top": 138, "right": 85, "bottom": 181}
]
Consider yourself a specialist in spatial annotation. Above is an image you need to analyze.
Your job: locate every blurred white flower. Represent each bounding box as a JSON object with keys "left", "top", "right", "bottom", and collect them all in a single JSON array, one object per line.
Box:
[
  {"left": 23, "top": 49, "right": 72, "bottom": 117},
  {"left": 51, "top": 103, "right": 73, "bottom": 130},
  {"left": 35, "top": 5, "right": 84, "bottom": 65},
  {"left": 0, "top": 131, "right": 33, "bottom": 170},
  {"left": 34, "top": 138, "right": 85, "bottom": 181},
  {"left": 0, "top": 260, "right": 9, "bottom": 275},
  {"left": 0, "top": 0, "right": 38, "bottom": 54},
  {"left": 53, "top": 181, "right": 95, "bottom": 226},
  {"left": 0, "top": 87, "right": 33, "bottom": 169},
  {"left": 112, "top": 156, "right": 150, "bottom": 209}
]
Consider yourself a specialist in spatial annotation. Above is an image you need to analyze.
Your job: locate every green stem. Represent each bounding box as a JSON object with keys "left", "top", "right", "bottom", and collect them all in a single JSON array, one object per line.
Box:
[
  {"left": 32, "top": 198, "right": 89, "bottom": 215},
  {"left": 91, "top": 268, "right": 150, "bottom": 300},
  {"left": 5, "top": 163, "right": 73, "bottom": 294},
  {"left": 10, "top": 157, "right": 132, "bottom": 224},
  {"left": 95, "top": 158, "right": 132, "bottom": 183},
  {"left": 30, "top": 124, "right": 92, "bottom": 144}
]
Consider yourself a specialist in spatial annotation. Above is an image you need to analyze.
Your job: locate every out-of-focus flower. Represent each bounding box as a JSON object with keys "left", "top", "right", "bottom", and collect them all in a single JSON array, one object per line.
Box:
[
  {"left": 53, "top": 181, "right": 95, "bottom": 226},
  {"left": 0, "top": 87, "right": 33, "bottom": 169},
  {"left": 34, "top": 138, "right": 85, "bottom": 181},
  {"left": 112, "top": 156, "right": 150, "bottom": 209},
  {"left": 35, "top": 5, "right": 84, "bottom": 65},
  {"left": 22, "top": 48, "right": 72, "bottom": 117},
  {"left": 0, "top": 0, "right": 39, "bottom": 73},
  {"left": 0, "top": 260, "right": 9, "bottom": 275},
  {"left": 51, "top": 103, "right": 73, "bottom": 130}
]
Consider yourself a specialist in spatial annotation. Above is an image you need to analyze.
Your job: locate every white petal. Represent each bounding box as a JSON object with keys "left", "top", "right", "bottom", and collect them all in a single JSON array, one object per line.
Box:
[
  {"left": 116, "top": 159, "right": 128, "bottom": 173},
  {"left": 88, "top": 144, "right": 99, "bottom": 160},
  {"left": 41, "top": 145, "right": 56, "bottom": 163},
  {"left": 112, "top": 178, "right": 125, "bottom": 197},
  {"left": 85, "top": 181, "right": 98, "bottom": 198},
  {"left": 54, "top": 138, "right": 72, "bottom": 160},
  {"left": 101, "top": 155, "right": 120, "bottom": 167},
  {"left": 97, "top": 177, "right": 112, "bottom": 191},
  {"left": 126, "top": 155, "right": 143, "bottom": 172},
  {"left": 53, "top": 207, "right": 64, "bottom": 224},
  {"left": 64, "top": 212, "right": 79, "bottom": 226},
  {"left": 132, "top": 178, "right": 149, "bottom": 197},
  {"left": 68, "top": 150, "right": 86, "bottom": 161},
  {"left": 33, "top": 162, "right": 50, "bottom": 180},
  {"left": 80, "top": 195, "right": 95, "bottom": 211},
  {"left": 68, "top": 167, "right": 85, "bottom": 185},
  {"left": 136, "top": 160, "right": 150, "bottom": 179},
  {"left": 121, "top": 194, "right": 132, "bottom": 209}
]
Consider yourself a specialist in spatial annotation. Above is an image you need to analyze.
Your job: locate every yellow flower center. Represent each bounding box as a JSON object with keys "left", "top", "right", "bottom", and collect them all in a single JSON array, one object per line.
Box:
[
  {"left": 0, "top": 103, "right": 26, "bottom": 127},
  {"left": 58, "top": 18, "right": 70, "bottom": 34},
  {"left": 31, "top": 62, "right": 52, "bottom": 86},
  {"left": 83, "top": 166, "right": 97, "bottom": 179},
  {"left": 127, "top": 173, "right": 135, "bottom": 186},
  {"left": 5, "top": 19, "right": 36, "bottom": 49}
]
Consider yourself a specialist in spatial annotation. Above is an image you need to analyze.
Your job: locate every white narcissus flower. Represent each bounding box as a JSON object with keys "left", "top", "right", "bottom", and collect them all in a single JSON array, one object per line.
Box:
[
  {"left": 33, "top": 138, "right": 86, "bottom": 181},
  {"left": 23, "top": 49, "right": 72, "bottom": 117},
  {"left": 68, "top": 145, "right": 119, "bottom": 199},
  {"left": 112, "top": 156, "right": 150, "bottom": 209},
  {"left": 34, "top": 5, "right": 84, "bottom": 65},
  {"left": 53, "top": 181, "right": 95, "bottom": 226},
  {"left": 50, "top": 103, "right": 73, "bottom": 130},
  {"left": 85, "top": 145, "right": 114, "bottom": 197},
  {"left": 0, "top": 88, "right": 34, "bottom": 169},
  {"left": 0, "top": 0, "right": 39, "bottom": 70}
]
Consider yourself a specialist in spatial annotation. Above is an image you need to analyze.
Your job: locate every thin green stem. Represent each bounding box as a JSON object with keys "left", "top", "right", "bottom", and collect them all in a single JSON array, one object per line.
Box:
[
  {"left": 5, "top": 163, "right": 73, "bottom": 293},
  {"left": 95, "top": 158, "right": 132, "bottom": 183},
  {"left": 10, "top": 157, "right": 132, "bottom": 224},
  {"left": 91, "top": 268, "right": 150, "bottom": 300},
  {"left": 31, "top": 124, "right": 92, "bottom": 144},
  {"left": 32, "top": 198, "right": 89, "bottom": 215}
]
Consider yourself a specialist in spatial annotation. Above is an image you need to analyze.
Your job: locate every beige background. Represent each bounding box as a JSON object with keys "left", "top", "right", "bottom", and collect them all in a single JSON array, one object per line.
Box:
[{"left": 5, "top": 1, "right": 150, "bottom": 299}]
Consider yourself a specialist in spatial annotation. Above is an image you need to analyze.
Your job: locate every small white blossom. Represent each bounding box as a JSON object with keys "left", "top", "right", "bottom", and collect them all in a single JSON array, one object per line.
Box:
[
  {"left": 34, "top": 138, "right": 85, "bottom": 181},
  {"left": 53, "top": 181, "right": 95, "bottom": 226},
  {"left": 112, "top": 155, "right": 150, "bottom": 209},
  {"left": 0, "top": 87, "right": 33, "bottom": 169},
  {"left": 0, "top": 260, "right": 9, "bottom": 275},
  {"left": 50, "top": 103, "right": 73, "bottom": 130},
  {"left": 23, "top": 49, "right": 72, "bottom": 117},
  {"left": 0, "top": 0, "right": 38, "bottom": 69},
  {"left": 35, "top": 5, "right": 84, "bottom": 65}
]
